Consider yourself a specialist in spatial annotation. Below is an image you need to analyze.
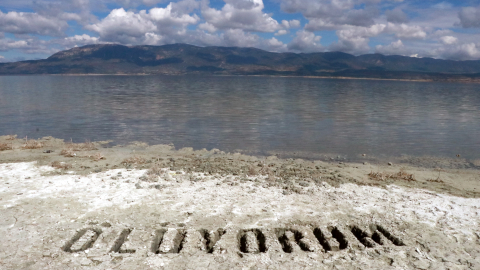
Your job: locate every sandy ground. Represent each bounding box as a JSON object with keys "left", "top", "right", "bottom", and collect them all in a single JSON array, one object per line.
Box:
[{"left": 1, "top": 136, "right": 480, "bottom": 269}]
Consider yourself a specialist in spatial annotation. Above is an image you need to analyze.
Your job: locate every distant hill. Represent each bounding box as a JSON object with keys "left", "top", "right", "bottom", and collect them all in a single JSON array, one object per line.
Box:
[{"left": 1, "top": 43, "right": 480, "bottom": 82}]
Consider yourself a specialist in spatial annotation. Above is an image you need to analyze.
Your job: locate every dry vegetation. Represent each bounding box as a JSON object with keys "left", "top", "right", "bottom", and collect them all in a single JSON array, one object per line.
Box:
[
  {"left": 143, "top": 164, "right": 164, "bottom": 181},
  {"left": 89, "top": 152, "right": 106, "bottom": 161},
  {"left": 22, "top": 137, "right": 44, "bottom": 149},
  {"left": 6, "top": 135, "right": 17, "bottom": 140},
  {"left": 0, "top": 143, "right": 13, "bottom": 151},
  {"left": 61, "top": 141, "right": 97, "bottom": 157},
  {"left": 147, "top": 164, "right": 163, "bottom": 176},
  {"left": 427, "top": 170, "right": 444, "bottom": 183},
  {"left": 368, "top": 169, "right": 416, "bottom": 182},
  {"left": 51, "top": 161, "right": 72, "bottom": 170},
  {"left": 122, "top": 155, "right": 147, "bottom": 165}
]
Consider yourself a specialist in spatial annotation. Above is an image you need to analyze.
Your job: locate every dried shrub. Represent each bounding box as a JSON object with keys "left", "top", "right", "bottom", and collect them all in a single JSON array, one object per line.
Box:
[
  {"left": 63, "top": 140, "right": 97, "bottom": 151},
  {"left": 0, "top": 143, "right": 13, "bottom": 151},
  {"left": 248, "top": 166, "right": 258, "bottom": 176},
  {"left": 6, "top": 134, "right": 17, "bottom": 140},
  {"left": 61, "top": 140, "right": 97, "bottom": 157},
  {"left": 90, "top": 152, "right": 105, "bottom": 161},
  {"left": 427, "top": 170, "right": 444, "bottom": 183},
  {"left": 22, "top": 138, "right": 44, "bottom": 149},
  {"left": 143, "top": 165, "right": 164, "bottom": 181},
  {"left": 147, "top": 165, "right": 163, "bottom": 176},
  {"left": 51, "top": 161, "right": 72, "bottom": 170},
  {"left": 122, "top": 155, "right": 147, "bottom": 165},
  {"left": 60, "top": 149, "right": 76, "bottom": 157},
  {"left": 368, "top": 169, "right": 416, "bottom": 182}
]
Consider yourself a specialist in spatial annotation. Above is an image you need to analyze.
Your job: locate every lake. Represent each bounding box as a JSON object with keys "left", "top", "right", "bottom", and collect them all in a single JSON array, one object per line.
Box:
[{"left": 1, "top": 75, "right": 479, "bottom": 162}]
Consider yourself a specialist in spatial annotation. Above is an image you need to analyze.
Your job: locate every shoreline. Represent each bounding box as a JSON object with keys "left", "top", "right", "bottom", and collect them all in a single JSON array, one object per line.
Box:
[
  {"left": 1, "top": 135, "right": 479, "bottom": 198},
  {"left": 1, "top": 135, "right": 480, "bottom": 269},
  {"left": 1, "top": 73, "right": 479, "bottom": 84}
]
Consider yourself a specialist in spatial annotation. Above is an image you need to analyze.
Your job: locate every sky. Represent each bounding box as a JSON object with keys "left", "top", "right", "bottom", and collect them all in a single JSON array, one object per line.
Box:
[{"left": 1, "top": 0, "right": 480, "bottom": 62}]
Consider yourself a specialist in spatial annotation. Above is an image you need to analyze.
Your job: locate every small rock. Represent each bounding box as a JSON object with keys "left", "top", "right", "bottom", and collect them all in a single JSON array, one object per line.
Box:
[
  {"left": 413, "top": 259, "right": 430, "bottom": 269},
  {"left": 362, "top": 154, "right": 366, "bottom": 156},
  {"left": 43, "top": 150, "right": 54, "bottom": 153},
  {"left": 79, "top": 258, "right": 91, "bottom": 266},
  {"left": 298, "top": 181, "right": 310, "bottom": 187},
  {"left": 363, "top": 162, "right": 368, "bottom": 165},
  {"left": 388, "top": 162, "right": 393, "bottom": 166}
]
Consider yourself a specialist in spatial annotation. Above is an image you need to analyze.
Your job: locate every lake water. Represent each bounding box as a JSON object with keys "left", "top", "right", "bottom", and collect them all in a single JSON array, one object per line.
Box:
[{"left": 1, "top": 75, "right": 479, "bottom": 162}]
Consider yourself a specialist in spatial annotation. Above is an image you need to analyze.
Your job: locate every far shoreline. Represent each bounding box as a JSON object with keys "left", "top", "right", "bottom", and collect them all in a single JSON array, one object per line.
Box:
[{"left": 1, "top": 73, "right": 479, "bottom": 84}]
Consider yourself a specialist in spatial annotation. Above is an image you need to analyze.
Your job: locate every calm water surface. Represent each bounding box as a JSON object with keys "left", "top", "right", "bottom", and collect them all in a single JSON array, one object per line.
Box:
[{"left": 1, "top": 75, "right": 479, "bottom": 161}]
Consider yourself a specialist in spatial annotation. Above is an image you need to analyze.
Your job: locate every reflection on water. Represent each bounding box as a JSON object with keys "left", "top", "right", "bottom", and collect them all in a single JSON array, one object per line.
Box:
[{"left": 0, "top": 75, "right": 479, "bottom": 160}]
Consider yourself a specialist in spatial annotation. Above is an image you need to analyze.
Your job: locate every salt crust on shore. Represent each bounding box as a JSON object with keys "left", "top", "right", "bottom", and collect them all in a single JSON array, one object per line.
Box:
[
  {"left": 1, "top": 162, "right": 480, "bottom": 269},
  {"left": 1, "top": 162, "right": 478, "bottom": 236}
]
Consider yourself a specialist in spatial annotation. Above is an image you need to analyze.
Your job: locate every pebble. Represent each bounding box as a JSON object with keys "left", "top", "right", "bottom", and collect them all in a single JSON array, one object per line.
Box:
[{"left": 388, "top": 162, "right": 393, "bottom": 166}]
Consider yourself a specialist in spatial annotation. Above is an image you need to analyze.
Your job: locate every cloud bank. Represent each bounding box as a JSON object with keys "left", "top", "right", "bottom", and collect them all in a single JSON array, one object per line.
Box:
[{"left": 1, "top": 0, "right": 480, "bottom": 62}]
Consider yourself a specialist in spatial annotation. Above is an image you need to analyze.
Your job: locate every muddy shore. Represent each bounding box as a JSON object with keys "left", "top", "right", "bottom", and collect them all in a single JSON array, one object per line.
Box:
[{"left": 1, "top": 136, "right": 479, "bottom": 269}]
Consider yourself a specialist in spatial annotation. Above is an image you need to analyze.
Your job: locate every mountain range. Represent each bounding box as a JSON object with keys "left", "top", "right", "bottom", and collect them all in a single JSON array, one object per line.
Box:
[{"left": 1, "top": 43, "right": 480, "bottom": 82}]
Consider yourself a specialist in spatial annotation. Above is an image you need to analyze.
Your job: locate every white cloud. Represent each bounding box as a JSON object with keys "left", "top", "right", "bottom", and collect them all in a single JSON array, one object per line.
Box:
[
  {"left": 281, "top": 0, "right": 378, "bottom": 30},
  {"left": 0, "top": 55, "right": 4, "bottom": 59},
  {"left": 287, "top": 30, "right": 323, "bottom": 53},
  {"left": 198, "top": 22, "right": 217, "bottom": 33},
  {"left": 329, "top": 24, "right": 386, "bottom": 55},
  {"left": 265, "top": 37, "right": 286, "bottom": 51},
  {"left": 0, "top": 39, "right": 29, "bottom": 51},
  {"left": 375, "top": 40, "right": 408, "bottom": 55},
  {"left": 86, "top": 8, "right": 157, "bottom": 44},
  {"left": 0, "top": 37, "right": 56, "bottom": 55},
  {"left": 222, "top": 29, "right": 260, "bottom": 47},
  {"left": 304, "top": 18, "right": 337, "bottom": 31},
  {"left": 211, "top": 29, "right": 286, "bottom": 52},
  {"left": 440, "top": 36, "right": 458, "bottom": 45},
  {"left": 436, "top": 43, "right": 480, "bottom": 60},
  {"left": 275, "top": 29, "right": 288, "bottom": 36},
  {"left": 385, "top": 23, "right": 426, "bottom": 40},
  {"left": 458, "top": 6, "right": 480, "bottom": 28},
  {"left": 86, "top": 3, "right": 199, "bottom": 44},
  {"left": 281, "top": 19, "right": 300, "bottom": 29},
  {"left": 0, "top": 10, "right": 68, "bottom": 36},
  {"left": 61, "top": 34, "right": 101, "bottom": 48},
  {"left": 201, "top": 0, "right": 282, "bottom": 32}
]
